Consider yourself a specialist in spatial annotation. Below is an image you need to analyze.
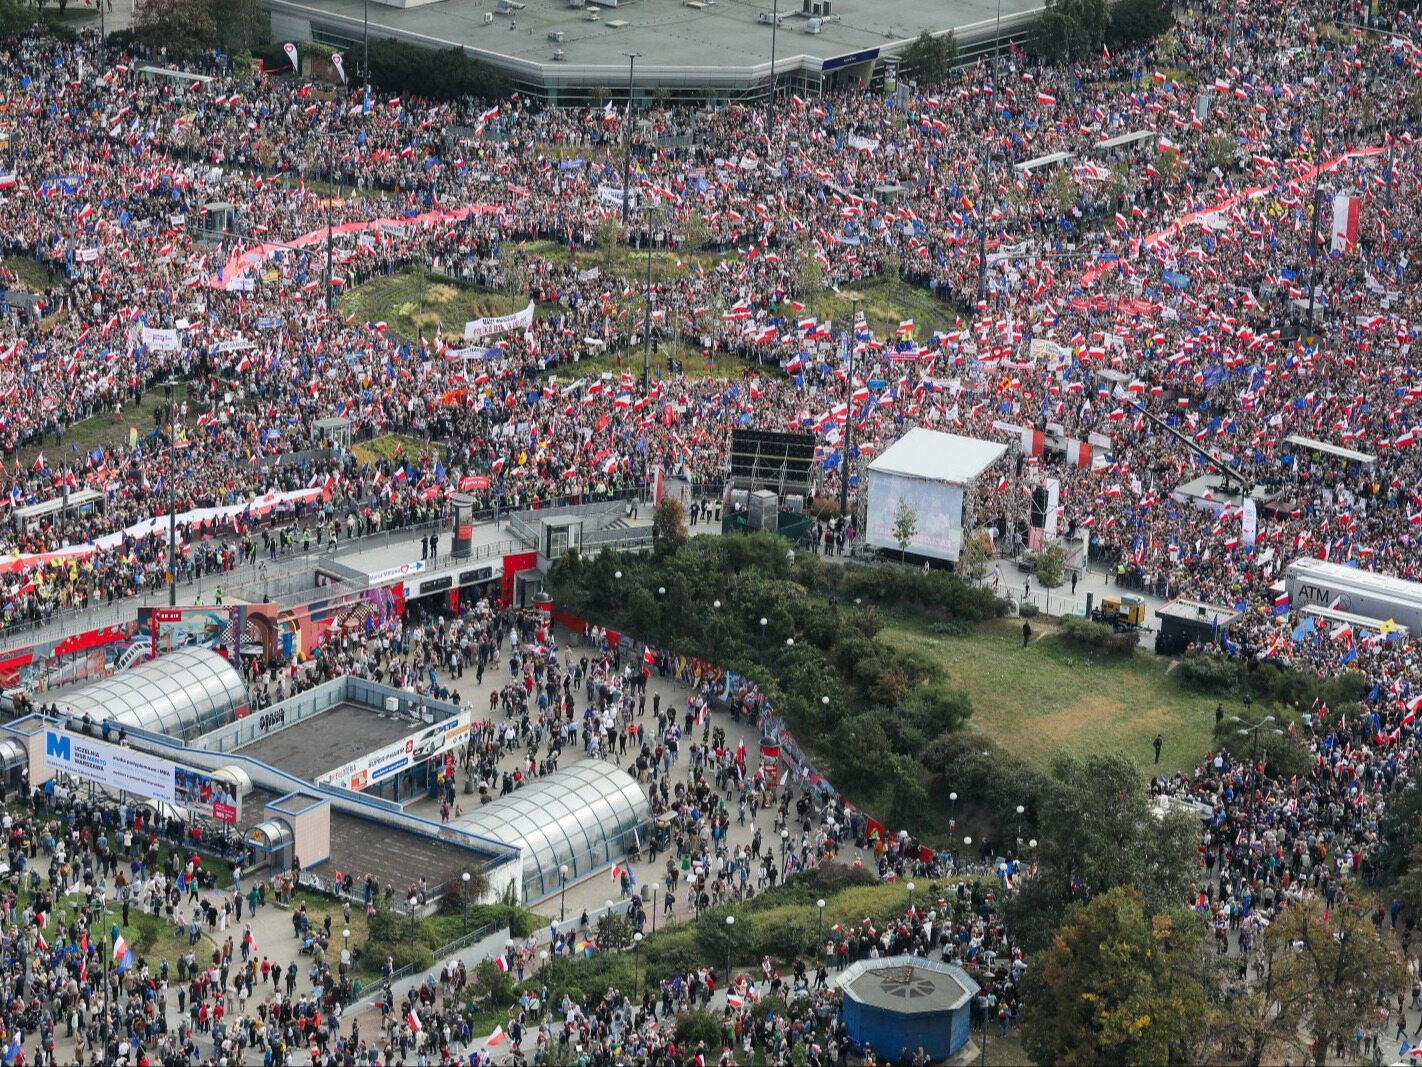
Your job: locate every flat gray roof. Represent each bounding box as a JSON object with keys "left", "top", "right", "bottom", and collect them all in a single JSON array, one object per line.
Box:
[
  {"left": 836, "top": 956, "right": 977, "bottom": 1014},
  {"left": 269, "top": 0, "right": 1043, "bottom": 90},
  {"left": 235, "top": 701, "right": 417, "bottom": 782}
]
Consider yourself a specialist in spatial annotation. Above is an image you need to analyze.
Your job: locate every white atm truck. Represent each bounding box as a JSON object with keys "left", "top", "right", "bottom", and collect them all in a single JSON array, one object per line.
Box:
[{"left": 1284, "top": 558, "right": 1422, "bottom": 634}]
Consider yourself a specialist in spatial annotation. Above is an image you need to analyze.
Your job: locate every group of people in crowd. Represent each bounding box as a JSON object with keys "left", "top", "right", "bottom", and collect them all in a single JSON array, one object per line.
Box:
[{"left": 0, "top": 0, "right": 1417, "bottom": 1057}]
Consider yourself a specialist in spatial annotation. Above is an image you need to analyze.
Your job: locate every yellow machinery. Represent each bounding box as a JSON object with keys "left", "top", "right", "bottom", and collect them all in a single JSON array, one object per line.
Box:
[{"left": 1093, "top": 593, "right": 1147, "bottom": 631}]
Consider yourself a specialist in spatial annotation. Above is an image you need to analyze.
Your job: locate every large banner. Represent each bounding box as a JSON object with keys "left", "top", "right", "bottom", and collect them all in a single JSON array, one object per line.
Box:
[
  {"left": 42, "top": 729, "right": 238, "bottom": 822},
  {"left": 865, "top": 470, "right": 964, "bottom": 562},
  {"left": 43, "top": 729, "right": 176, "bottom": 801},
  {"left": 139, "top": 606, "right": 243, "bottom": 662},
  {"left": 139, "top": 326, "right": 182, "bottom": 352},
  {"left": 174, "top": 766, "right": 239, "bottom": 824},
  {"left": 318, "top": 710, "right": 474, "bottom": 792},
  {"left": 463, "top": 302, "right": 535, "bottom": 341}
]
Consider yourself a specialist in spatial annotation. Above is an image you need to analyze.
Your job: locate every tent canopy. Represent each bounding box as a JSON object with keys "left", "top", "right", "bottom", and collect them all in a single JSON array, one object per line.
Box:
[{"left": 867, "top": 427, "right": 1007, "bottom": 487}]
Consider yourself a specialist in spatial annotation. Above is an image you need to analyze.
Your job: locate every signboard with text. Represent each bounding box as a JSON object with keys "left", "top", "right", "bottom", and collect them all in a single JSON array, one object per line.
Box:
[{"left": 42, "top": 729, "right": 238, "bottom": 823}]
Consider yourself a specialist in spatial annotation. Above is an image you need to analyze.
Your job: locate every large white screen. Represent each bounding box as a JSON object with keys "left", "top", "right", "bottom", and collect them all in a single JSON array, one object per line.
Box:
[{"left": 866, "top": 471, "right": 963, "bottom": 561}]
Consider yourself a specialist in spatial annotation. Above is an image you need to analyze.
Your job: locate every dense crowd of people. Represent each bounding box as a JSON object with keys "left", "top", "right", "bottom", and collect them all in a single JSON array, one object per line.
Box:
[
  {"left": 0, "top": 0, "right": 1416, "bottom": 1058},
  {"left": 0, "top": 0, "right": 1414, "bottom": 663}
]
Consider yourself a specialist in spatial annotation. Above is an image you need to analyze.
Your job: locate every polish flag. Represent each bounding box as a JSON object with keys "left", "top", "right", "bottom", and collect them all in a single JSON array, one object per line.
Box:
[
  {"left": 408, "top": 1010, "right": 422, "bottom": 1032},
  {"left": 487, "top": 1025, "right": 506, "bottom": 1046}
]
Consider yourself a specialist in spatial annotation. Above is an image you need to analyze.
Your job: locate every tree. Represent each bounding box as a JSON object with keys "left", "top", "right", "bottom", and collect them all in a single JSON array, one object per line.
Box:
[
  {"left": 892, "top": 497, "right": 917, "bottom": 562},
  {"left": 1266, "top": 899, "right": 1407, "bottom": 1066},
  {"left": 1024, "top": 887, "right": 1209, "bottom": 1066},
  {"left": 900, "top": 30, "right": 957, "bottom": 85},
  {"left": 134, "top": 0, "right": 216, "bottom": 58},
  {"left": 959, "top": 530, "right": 993, "bottom": 580},
  {"left": 652, "top": 498, "right": 688, "bottom": 555},
  {"left": 596, "top": 910, "right": 634, "bottom": 953},
  {"left": 1035, "top": 0, "right": 1110, "bottom": 62},
  {"left": 1204, "top": 134, "right": 1237, "bottom": 173},
  {"left": 211, "top": 0, "right": 268, "bottom": 53},
  {"left": 0, "top": 0, "right": 31, "bottom": 36},
  {"left": 1005, "top": 751, "right": 1199, "bottom": 952},
  {"left": 1034, "top": 543, "right": 1067, "bottom": 588},
  {"left": 1107, "top": 0, "right": 1174, "bottom": 50}
]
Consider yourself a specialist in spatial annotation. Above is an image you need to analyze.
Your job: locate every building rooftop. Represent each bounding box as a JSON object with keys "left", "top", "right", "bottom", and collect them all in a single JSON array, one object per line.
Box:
[
  {"left": 269, "top": 0, "right": 1043, "bottom": 98},
  {"left": 234, "top": 701, "right": 421, "bottom": 783},
  {"left": 836, "top": 955, "right": 978, "bottom": 1015}
]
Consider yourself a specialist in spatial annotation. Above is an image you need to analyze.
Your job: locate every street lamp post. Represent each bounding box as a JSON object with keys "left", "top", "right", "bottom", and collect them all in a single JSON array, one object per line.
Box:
[
  {"left": 633, "top": 931, "right": 643, "bottom": 994},
  {"left": 821, "top": 695, "right": 831, "bottom": 731},
  {"left": 977, "top": 0, "right": 1005, "bottom": 307},
  {"left": 620, "top": 53, "right": 641, "bottom": 226},
  {"left": 906, "top": 881, "right": 915, "bottom": 912},
  {"left": 780, "top": 828, "right": 789, "bottom": 876},
  {"left": 163, "top": 379, "right": 184, "bottom": 607},
  {"left": 838, "top": 293, "right": 862, "bottom": 522},
  {"left": 559, "top": 864, "right": 569, "bottom": 922},
  {"left": 642, "top": 203, "right": 658, "bottom": 393},
  {"left": 949, "top": 791, "right": 958, "bottom": 829},
  {"left": 766, "top": 0, "right": 780, "bottom": 142},
  {"left": 341, "top": 928, "right": 351, "bottom": 979},
  {"left": 1015, "top": 804, "right": 1025, "bottom": 846},
  {"left": 817, "top": 898, "right": 826, "bottom": 941},
  {"left": 651, "top": 884, "right": 658, "bottom": 934},
  {"left": 1231, "top": 715, "right": 1278, "bottom": 822},
  {"left": 461, "top": 872, "right": 471, "bottom": 933},
  {"left": 725, "top": 914, "right": 735, "bottom": 986},
  {"left": 759, "top": 617, "right": 768, "bottom": 647}
]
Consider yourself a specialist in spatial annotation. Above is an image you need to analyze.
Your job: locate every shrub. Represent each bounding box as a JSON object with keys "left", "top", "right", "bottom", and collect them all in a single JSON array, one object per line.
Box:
[
  {"left": 1060, "top": 615, "right": 1111, "bottom": 648},
  {"left": 1102, "top": 631, "right": 1139, "bottom": 657},
  {"left": 131, "top": 913, "right": 163, "bottom": 956},
  {"left": 1019, "top": 602, "right": 1040, "bottom": 618},
  {"left": 808, "top": 863, "right": 879, "bottom": 892},
  {"left": 676, "top": 1010, "right": 723, "bottom": 1049},
  {"left": 376, "top": 942, "right": 434, "bottom": 974},
  {"left": 1176, "top": 653, "right": 1240, "bottom": 694},
  {"left": 929, "top": 619, "right": 974, "bottom": 637},
  {"left": 641, "top": 926, "right": 701, "bottom": 985}
]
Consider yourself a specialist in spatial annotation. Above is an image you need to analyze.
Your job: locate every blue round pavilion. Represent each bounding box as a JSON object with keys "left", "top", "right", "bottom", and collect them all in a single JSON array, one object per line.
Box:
[{"left": 835, "top": 955, "right": 978, "bottom": 1062}]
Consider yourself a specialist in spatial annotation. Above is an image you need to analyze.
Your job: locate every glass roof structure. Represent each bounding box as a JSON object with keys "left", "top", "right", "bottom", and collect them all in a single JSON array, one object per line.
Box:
[
  {"left": 452, "top": 761, "right": 650, "bottom": 900},
  {"left": 54, "top": 648, "right": 247, "bottom": 740}
]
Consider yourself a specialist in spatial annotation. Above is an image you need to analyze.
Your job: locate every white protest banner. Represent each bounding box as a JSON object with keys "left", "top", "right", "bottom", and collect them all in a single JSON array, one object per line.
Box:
[
  {"left": 463, "top": 301, "right": 535, "bottom": 341},
  {"left": 140, "top": 326, "right": 182, "bottom": 352},
  {"left": 596, "top": 184, "right": 628, "bottom": 208}
]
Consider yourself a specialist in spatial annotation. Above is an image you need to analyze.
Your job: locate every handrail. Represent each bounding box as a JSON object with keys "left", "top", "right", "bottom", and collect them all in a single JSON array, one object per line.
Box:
[{"left": 433, "top": 922, "right": 496, "bottom": 962}]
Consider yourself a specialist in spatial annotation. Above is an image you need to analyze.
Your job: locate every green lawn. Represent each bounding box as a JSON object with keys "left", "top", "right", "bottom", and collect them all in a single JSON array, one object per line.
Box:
[
  {"left": 881, "top": 616, "right": 1219, "bottom": 778},
  {"left": 14, "top": 387, "right": 173, "bottom": 472},
  {"left": 3, "top": 255, "right": 51, "bottom": 292},
  {"left": 337, "top": 270, "right": 528, "bottom": 345},
  {"left": 351, "top": 432, "right": 436, "bottom": 469},
  {"left": 806, "top": 273, "right": 964, "bottom": 341}
]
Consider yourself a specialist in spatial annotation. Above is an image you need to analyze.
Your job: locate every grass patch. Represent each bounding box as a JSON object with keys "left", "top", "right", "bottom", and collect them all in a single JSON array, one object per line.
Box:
[
  {"left": 807, "top": 273, "right": 962, "bottom": 340},
  {"left": 338, "top": 269, "right": 527, "bottom": 344},
  {"left": 3, "top": 256, "right": 52, "bottom": 292},
  {"left": 881, "top": 615, "right": 1218, "bottom": 777},
  {"left": 12, "top": 387, "right": 174, "bottom": 473},
  {"left": 351, "top": 433, "right": 432, "bottom": 469}
]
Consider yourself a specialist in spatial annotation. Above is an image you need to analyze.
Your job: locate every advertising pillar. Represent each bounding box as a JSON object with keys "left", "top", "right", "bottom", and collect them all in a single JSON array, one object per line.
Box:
[{"left": 450, "top": 493, "right": 475, "bottom": 559}]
